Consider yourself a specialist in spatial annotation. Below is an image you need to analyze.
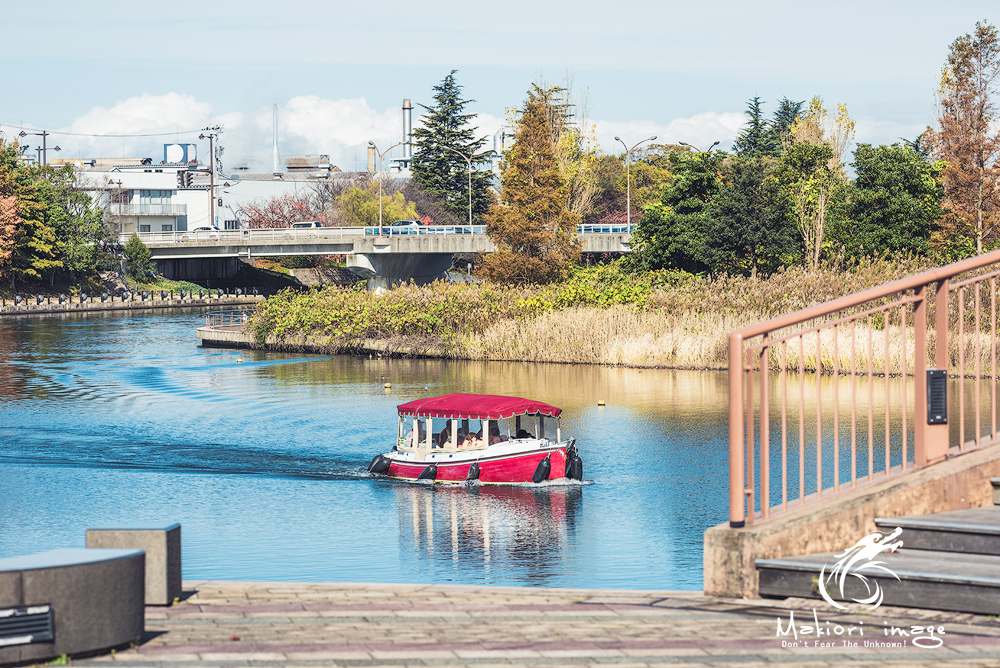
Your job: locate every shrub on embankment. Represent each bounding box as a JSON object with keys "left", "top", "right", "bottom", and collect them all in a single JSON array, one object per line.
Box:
[{"left": 249, "top": 256, "right": 937, "bottom": 368}]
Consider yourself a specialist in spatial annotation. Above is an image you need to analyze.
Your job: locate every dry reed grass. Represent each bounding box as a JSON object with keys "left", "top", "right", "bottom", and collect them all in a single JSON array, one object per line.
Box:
[{"left": 255, "top": 255, "right": 1000, "bottom": 372}]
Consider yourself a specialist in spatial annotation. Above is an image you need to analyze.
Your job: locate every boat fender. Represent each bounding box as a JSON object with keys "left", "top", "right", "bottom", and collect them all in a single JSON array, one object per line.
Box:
[
  {"left": 417, "top": 464, "right": 438, "bottom": 481},
  {"left": 466, "top": 461, "right": 480, "bottom": 481},
  {"left": 566, "top": 455, "right": 583, "bottom": 481},
  {"left": 368, "top": 454, "right": 391, "bottom": 475},
  {"left": 532, "top": 455, "right": 551, "bottom": 484}
]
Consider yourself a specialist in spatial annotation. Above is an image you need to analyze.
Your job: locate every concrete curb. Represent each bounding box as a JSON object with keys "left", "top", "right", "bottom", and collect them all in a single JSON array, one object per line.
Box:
[
  {"left": 0, "top": 295, "right": 264, "bottom": 317},
  {"left": 196, "top": 326, "right": 445, "bottom": 357}
]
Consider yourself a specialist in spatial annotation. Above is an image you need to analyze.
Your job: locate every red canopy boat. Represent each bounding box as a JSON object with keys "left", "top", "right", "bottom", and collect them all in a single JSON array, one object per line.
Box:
[{"left": 367, "top": 393, "right": 583, "bottom": 484}]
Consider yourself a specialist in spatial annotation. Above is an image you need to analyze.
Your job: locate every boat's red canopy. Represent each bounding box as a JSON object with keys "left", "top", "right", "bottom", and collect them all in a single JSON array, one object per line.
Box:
[{"left": 397, "top": 393, "right": 562, "bottom": 420}]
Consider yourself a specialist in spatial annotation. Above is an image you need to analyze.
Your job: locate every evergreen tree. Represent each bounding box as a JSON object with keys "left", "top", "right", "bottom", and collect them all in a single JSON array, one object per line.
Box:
[
  {"left": 627, "top": 150, "right": 724, "bottom": 272},
  {"left": 702, "top": 158, "right": 798, "bottom": 276},
  {"left": 834, "top": 143, "right": 946, "bottom": 258},
  {"left": 477, "top": 84, "right": 582, "bottom": 284},
  {"left": 124, "top": 233, "right": 153, "bottom": 278},
  {"left": 410, "top": 71, "right": 492, "bottom": 223},
  {"left": 766, "top": 97, "right": 805, "bottom": 153},
  {"left": 733, "top": 97, "right": 770, "bottom": 158}
]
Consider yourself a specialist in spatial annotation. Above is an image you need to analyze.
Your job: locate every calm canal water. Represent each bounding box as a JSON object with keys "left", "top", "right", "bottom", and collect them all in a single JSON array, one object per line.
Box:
[{"left": 0, "top": 310, "right": 732, "bottom": 589}]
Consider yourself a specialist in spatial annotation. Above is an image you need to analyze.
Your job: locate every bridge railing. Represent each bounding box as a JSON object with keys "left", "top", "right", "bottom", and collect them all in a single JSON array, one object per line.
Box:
[
  {"left": 121, "top": 223, "right": 628, "bottom": 245},
  {"left": 729, "top": 249, "right": 1000, "bottom": 527}
]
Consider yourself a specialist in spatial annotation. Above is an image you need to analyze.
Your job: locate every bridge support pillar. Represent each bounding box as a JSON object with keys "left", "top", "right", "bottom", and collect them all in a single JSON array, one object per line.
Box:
[{"left": 347, "top": 253, "right": 453, "bottom": 290}]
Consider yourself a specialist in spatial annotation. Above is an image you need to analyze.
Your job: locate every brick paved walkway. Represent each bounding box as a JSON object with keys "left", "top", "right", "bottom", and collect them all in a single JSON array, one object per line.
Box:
[{"left": 73, "top": 581, "right": 1000, "bottom": 667}]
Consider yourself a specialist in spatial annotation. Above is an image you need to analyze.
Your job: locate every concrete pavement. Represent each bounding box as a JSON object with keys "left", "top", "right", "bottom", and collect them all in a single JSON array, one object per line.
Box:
[{"left": 71, "top": 581, "right": 1000, "bottom": 667}]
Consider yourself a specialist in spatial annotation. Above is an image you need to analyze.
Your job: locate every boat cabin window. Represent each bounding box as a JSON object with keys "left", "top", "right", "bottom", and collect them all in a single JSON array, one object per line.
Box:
[
  {"left": 397, "top": 410, "right": 561, "bottom": 451},
  {"left": 507, "top": 413, "right": 560, "bottom": 441}
]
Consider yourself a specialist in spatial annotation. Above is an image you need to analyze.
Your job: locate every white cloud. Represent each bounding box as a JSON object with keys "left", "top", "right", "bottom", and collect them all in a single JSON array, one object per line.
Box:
[{"left": 593, "top": 111, "right": 745, "bottom": 153}]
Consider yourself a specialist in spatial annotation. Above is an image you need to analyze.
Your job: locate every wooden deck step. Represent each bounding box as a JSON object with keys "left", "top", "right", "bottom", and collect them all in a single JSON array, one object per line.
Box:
[
  {"left": 757, "top": 549, "right": 1000, "bottom": 615},
  {"left": 874, "top": 506, "right": 1000, "bottom": 555}
]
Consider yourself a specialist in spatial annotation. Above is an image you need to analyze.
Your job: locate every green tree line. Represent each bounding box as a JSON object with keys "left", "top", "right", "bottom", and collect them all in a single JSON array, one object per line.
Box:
[{"left": 0, "top": 140, "right": 110, "bottom": 290}]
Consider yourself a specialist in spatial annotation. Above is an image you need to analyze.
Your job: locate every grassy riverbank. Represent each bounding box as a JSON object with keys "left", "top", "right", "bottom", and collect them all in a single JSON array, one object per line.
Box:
[{"left": 248, "top": 256, "right": 985, "bottom": 370}]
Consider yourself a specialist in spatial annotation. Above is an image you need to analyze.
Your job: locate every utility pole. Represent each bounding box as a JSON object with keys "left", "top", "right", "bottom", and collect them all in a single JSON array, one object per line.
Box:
[
  {"left": 111, "top": 179, "right": 124, "bottom": 236},
  {"left": 200, "top": 127, "right": 222, "bottom": 229},
  {"left": 19, "top": 130, "right": 60, "bottom": 166}
]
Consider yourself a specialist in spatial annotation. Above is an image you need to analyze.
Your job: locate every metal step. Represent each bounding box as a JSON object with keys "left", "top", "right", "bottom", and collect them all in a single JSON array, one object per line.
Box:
[
  {"left": 874, "top": 507, "right": 1000, "bottom": 555},
  {"left": 757, "top": 549, "right": 1000, "bottom": 615}
]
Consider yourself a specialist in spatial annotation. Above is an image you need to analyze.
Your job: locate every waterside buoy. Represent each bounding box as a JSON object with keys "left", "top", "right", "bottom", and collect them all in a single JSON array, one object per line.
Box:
[
  {"left": 384, "top": 382, "right": 391, "bottom": 389},
  {"left": 532, "top": 454, "right": 551, "bottom": 484},
  {"left": 417, "top": 464, "right": 438, "bottom": 481},
  {"left": 597, "top": 400, "right": 605, "bottom": 407},
  {"left": 466, "top": 461, "right": 480, "bottom": 481},
  {"left": 367, "top": 454, "right": 391, "bottom": 475}
]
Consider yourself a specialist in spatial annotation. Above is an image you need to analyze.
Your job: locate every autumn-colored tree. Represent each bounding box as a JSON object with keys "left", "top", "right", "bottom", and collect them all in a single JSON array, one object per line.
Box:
[
  {"left": 0, "top": 196, "right": 20, "bottom": 288},
  {"left": 534, "top": 77, "right": 602, "bottom": 219},
  {"left": 926, "top": 21, "right": 1000, "bottom": 255},
  {"left": 238, "top": 193, "right": 321, "bottom": 228},
  {"left": 477, "top": 85, "right": 582, "bottom": 284}
]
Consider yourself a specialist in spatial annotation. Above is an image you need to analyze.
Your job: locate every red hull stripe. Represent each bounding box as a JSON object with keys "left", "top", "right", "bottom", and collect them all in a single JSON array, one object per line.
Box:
[{"left": 387, "top": 449, "right": 567, "bottom": 484}]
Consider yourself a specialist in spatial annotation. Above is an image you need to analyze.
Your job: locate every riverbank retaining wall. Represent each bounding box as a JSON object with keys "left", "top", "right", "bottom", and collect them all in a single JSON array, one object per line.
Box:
[
  {"left": 0, "top": 295, "right": 264, "bottom": 317},
  {"left": 196, "top": 326, "right": 444, "bottom": 357}
]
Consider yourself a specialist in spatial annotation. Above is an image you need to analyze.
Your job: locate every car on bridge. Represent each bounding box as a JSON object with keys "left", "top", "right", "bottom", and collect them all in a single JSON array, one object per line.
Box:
[{"left": 386, "top": 219, "right": 422, "bottom": 235}]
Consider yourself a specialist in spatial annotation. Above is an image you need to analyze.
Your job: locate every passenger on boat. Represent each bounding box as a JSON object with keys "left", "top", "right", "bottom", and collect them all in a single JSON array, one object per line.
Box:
[
  {"left": 489, "top": 425, "right": 504, "bottom": 445},
  {"left": 516, "top": 429, "right": 531, "bottom": 439},
  {"left": 404, "top": 426, "right": 427, "bottom": 448},
  {"left": 437, "top": 426, "right": 450, "bottom": 448}
]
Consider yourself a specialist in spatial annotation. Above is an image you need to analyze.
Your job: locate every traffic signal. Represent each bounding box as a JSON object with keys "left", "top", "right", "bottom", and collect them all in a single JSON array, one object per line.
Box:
[
  {"left": 177, "top": 171, "right": 185, "bottom": 187},
  {"left": 177, "top": 170, "right": 193, "bottom": 187}
]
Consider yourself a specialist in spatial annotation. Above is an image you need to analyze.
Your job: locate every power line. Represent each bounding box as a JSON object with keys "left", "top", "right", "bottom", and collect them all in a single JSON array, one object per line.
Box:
[{"left": 0, "top": 123, "right": 204, "bottom": 138}]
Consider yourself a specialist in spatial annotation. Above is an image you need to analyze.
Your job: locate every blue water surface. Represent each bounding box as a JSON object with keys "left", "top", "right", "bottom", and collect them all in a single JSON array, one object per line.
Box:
[{"left": 0, "top": 310, "right": 731, "bottom": 589}]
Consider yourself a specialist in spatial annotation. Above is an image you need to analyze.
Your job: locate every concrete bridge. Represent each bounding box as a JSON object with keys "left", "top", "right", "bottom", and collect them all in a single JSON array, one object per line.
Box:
[{"left": 124, "top": 225, "right": 632, "bottom": 288}]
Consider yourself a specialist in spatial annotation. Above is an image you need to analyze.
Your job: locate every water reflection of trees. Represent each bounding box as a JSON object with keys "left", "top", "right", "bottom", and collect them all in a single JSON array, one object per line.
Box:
[{"left": 394, "top": 484, "right": 582, "bottom": 585}]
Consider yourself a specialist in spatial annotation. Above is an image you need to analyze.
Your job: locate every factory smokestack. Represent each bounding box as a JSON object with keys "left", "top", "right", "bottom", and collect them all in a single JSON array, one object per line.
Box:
[
  {"left": 272, "top": 103, "right": 280, "bottom": 177},
  {"left": 402, "top": 99, "right": 413, "bottom": 160}
]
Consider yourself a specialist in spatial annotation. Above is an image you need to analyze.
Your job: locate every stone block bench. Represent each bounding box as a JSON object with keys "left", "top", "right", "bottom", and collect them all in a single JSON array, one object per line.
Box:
[
  {"left": 0, "top": 548, "right": 145, "bottom": 665},
  {"left": 86, "top": 524, "right": 181, "bottom": 606}
]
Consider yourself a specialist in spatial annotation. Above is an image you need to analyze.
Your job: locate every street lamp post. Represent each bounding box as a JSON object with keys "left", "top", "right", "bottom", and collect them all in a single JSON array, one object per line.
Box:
[
  {"left": 367, "top": 141, "right": 407, "bottom": 233},
  {"left": 19, "top": 130, "right": 60, "bottom": 166},
  {"left": 613, "top": 135, "right": 656, "bottom": 233},
  {"left": 678, "top": 140, "right": 720, "bottom": 154},
  {"left": 441, "top": 146, "right": 474, "bottom": 226}
]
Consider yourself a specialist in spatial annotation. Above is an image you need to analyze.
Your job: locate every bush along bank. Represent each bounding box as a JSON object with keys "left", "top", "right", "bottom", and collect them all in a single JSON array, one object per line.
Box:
[{"left": 248, "top": 257, "right": 941, "bottom": 369}]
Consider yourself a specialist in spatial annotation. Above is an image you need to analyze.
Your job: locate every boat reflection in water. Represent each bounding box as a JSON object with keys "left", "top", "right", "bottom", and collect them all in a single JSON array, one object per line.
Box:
[{"left": 392, "top": 482, "right": 583, "bottom": 585}]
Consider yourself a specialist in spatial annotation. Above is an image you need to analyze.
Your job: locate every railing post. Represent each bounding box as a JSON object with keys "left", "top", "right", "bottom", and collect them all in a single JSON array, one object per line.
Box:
[
  {"left": 729, "top": 331, "right": 746, "bottom": 527},
  {"left": 759, "top": 335, "right": 769, "bottom": 519},
  {"left": 914, "top": 285, "right": 929, "bottom": 467},
  {"left": 924, "top": 279, "right": 951, "bottom": 464}
]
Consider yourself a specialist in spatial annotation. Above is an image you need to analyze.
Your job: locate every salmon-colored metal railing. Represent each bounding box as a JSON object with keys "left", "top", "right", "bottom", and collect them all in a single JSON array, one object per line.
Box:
[
  {"left": 729, "top": 249, "right": 1000, "bottom": 527},
  {"left": 205, "top": 310, "right": 252, "bottom": 331}
]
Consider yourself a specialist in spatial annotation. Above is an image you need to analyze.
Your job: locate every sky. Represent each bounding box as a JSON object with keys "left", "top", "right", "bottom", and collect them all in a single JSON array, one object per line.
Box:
[{"left": 0, "top": 1, "right": 995, "bottom": 173}]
